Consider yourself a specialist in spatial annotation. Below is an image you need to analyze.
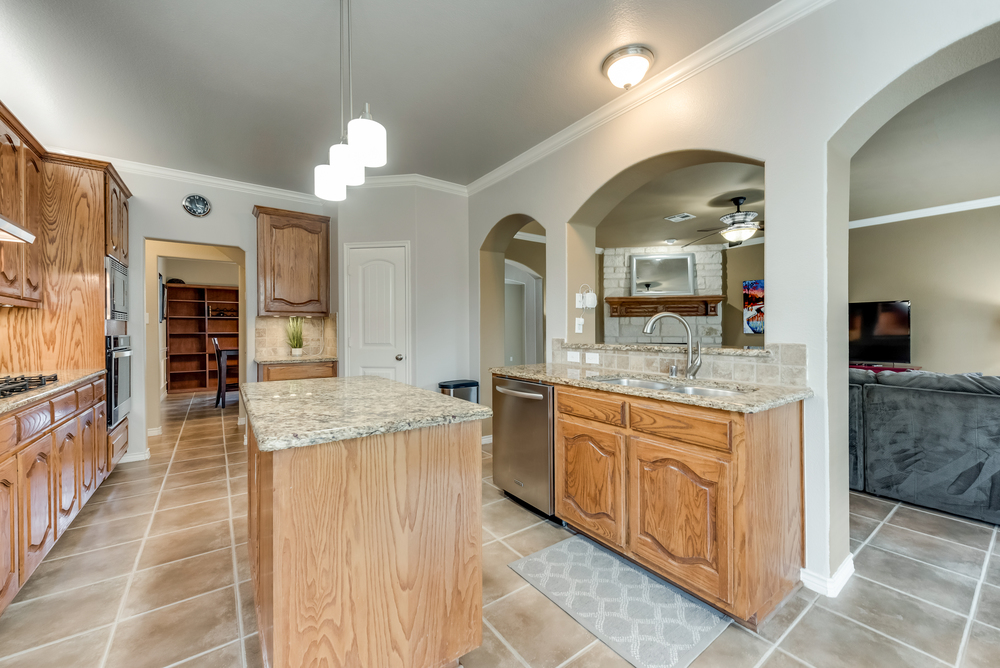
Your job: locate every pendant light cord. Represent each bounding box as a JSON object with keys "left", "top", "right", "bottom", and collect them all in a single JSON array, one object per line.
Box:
[
  {"left": 339, "top": 0, "right": 345, "bottom": 140},
  {"left": 347, "top": 0, "right": 354, "bottom": 124}
]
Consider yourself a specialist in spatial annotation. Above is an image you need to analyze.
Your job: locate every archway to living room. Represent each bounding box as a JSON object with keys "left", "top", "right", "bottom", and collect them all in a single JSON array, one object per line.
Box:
[{"left": 827, "top": 22, "right": 1000, "bottom": 590}]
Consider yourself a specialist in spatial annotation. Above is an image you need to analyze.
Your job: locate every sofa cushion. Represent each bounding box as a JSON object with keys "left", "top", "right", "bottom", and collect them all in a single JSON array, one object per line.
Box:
[
  {"left": 848, "top": 383, "right": 864, "bottom": 491},
  {"left": 849, "top": 369, "right": 878, "bottom": 386},
  {"left": 875, "top": 371, "right": 1000, "bottom": 395}
]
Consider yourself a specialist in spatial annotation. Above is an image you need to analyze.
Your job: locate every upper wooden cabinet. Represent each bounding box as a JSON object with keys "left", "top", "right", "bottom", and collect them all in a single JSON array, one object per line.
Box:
[
  {"left": 254, "top": 206, "right": 330, "bottom": 316},
  {"left": 105, "top": 173, "right": 130, "bottom": 266}
]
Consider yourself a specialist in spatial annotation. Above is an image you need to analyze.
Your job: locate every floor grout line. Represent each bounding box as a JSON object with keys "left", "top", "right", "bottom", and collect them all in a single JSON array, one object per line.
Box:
[
  {"left": 98, "top": 392, "right": 195, "bottom": 668},
  {"left": 853, "top": 502, "right": 900, "bottom": 555},
  {"left": 857, "top": 543, "right": 983, "bottom": 582},
  {"left": 877, "top": 519, "right": 992, "bottom": 553},
  {"left": 482, "top": 617, "right": 532, "bottom": 668},
  {"left": 850, "top": 573, "right": 973, "bottom": 618},
  {"left": 749, "top": 598, "right": 816, "bottom": 668},
  {"left": 0, "top": 623, "right": 115, "bottom": 663},
  {"left": 955, "top": 526, "right": 998, "bottom": 667},
  {"left": 553, "top": 639, "right": 599, "bottom": 668},
  {"left": 814, "top": 605, "right": 954, "bottom": 666},
  {"left": 482, "top": 584, "right": 531, "bottom": 610}
]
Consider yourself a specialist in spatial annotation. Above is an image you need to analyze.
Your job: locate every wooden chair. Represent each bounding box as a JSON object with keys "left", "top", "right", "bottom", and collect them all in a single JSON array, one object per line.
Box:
[{"left": 212, "top": 338, "right": 239, "bottom": 408}]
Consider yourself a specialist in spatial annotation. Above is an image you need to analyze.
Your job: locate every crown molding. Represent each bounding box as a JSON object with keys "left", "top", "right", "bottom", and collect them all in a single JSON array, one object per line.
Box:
[
  {"left": 360, "top": 174, "right": 468, "bottom": 197},
  {"left": 465, "top": 0, "right": 835, "bottom": 197},
  {"left": 849, "top": 194, "right": 1000, "bottom": 229}
]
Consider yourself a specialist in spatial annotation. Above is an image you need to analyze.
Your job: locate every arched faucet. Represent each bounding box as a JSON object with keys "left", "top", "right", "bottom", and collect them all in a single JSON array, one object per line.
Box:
[{"left": 642, "top": 312, "right": 702, "bottom": 379}]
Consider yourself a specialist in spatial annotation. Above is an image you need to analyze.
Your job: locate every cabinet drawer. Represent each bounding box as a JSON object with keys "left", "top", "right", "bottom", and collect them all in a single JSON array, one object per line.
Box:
[
  {"left": 92, "top": 378, "right": 107, "bottom": 399},
  {"left": 15, "top": 403, "right": 51, "bottom": 445},
  {"left": 76, "top": 383, "right": 95, "bottom": 408},
  {"left": 51, "top": 391, "right": 77, "bottom": 424},
  {"left": 0, "top": 417, "right": 15, "bottom": 458},
  {"left": 557, "top": 388, "right": 626, "bottom": 427},
  {"left": 109, "top": 418, "right": 129, "bottom": 470},
  {"left": 629, "top": 401, "right": 733, "bottom": 453},
  {"left": 260, "top": 362, "right": 336, "bottom": 382}
]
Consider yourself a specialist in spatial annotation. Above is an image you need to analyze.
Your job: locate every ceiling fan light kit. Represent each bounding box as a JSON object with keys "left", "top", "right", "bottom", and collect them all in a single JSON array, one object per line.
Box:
[
  {"left": 602, "top": 45, "right": 654, "bottom": 90},
  {"left": 683, "top": 196, "right": 762, "bottom": 247},
  {"left": 314, "top": 0, "right": 388, "bottom": 201}
]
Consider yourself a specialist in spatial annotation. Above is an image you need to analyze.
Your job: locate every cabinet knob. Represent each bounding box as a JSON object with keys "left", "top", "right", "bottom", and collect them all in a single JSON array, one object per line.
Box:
[{"left": 395, "top": 354, "right": 404, "bottom": 361}]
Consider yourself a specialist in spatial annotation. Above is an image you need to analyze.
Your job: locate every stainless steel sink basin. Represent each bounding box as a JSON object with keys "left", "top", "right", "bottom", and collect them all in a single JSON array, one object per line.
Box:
[{"left": 594, "top": 377, "right": 746, "bottom": 397}]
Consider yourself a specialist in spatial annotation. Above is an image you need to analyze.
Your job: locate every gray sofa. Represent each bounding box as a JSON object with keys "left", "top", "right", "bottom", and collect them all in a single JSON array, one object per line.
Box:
[{"left": 849, "top": 369, "right": 1000, "bottom": 524}]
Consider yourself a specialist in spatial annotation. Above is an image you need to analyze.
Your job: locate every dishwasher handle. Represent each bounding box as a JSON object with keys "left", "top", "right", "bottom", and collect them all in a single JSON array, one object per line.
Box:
[{"left": 496, "top": 386, "right": 545, "bottom": 400}]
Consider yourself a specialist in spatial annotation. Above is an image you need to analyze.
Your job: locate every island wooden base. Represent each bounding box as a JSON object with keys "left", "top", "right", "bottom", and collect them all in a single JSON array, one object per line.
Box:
[{"left": 248, "top": 420, "right": 483, "bottom": 668}]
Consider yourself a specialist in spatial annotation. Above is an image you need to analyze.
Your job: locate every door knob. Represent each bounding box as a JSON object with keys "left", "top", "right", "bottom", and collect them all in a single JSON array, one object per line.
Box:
[{"left": 395, "top": 354, "right": 404, "bottom": 361}]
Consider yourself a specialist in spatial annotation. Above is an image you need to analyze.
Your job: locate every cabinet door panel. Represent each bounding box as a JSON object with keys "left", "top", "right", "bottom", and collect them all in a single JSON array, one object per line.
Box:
[
  {"left": 628, "top": 436, "right": 732, "bottom": 604},
  {"left": 109, "top": 418, "right": 128, "bottom": 471},
  {"left": 79, "top": 408, "right": 98, "bottom": 504},
  {"left": 0, "top": 456, "right": 18, "bottom": 610},
  {"left": 53, "top": 419, "right": 81, "bottom": 536},
  {"left": 106, "top": 180, "right": 120, "bottom": 260},
  {"left": 260, "top": 362, "right": 335, "bottom": 382},
  {"left": 258, "top": 213, "right": 329, "bottom": 315},
  {"left": 0, "top": 242, "right": 21, "bottom": 300},
  {"left": 19, "top": 145, "right": 43, "bottom": 301},
  {"left": 119, "top": 197, "right": 129, "bottom": 266},
  {"left": 94, "top": 403, "right": 108, "bottom": 482},
  {"left": 0, "top": 126, "right": 20, "bottom": 226},
  {"left": 555, "top": 418, "right": 626, "bottom": 548},
  {"left": 18, "top": 434, "right": 55, "bottom": 582}
]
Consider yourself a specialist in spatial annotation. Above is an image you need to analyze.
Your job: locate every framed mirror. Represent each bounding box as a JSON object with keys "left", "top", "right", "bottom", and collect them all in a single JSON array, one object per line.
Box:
[{"left": 630, "top": 254, "right": 695, "bottom": 295}]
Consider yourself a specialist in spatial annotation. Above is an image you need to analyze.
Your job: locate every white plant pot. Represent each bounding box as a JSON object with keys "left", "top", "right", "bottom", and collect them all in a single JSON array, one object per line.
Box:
[{"left": 290, "top": 348, "right": 303, "bottom": 357}]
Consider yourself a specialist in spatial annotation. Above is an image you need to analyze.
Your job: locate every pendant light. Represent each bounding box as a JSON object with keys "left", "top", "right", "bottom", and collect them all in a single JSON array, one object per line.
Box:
[
  {"left": 314, "top": 165, "right": 346, "bottom": 201},
  {"left": 349, "top": 104, "right": 387, "bottom": 168}
]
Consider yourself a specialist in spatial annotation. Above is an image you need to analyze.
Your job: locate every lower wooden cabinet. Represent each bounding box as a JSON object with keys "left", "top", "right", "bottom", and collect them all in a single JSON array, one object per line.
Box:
[
  {"left": 18, "top": 433, "right": 55, "bottom": 583},
  {"left": 53, "top": 419, "right": 81, "bottom": 536},
  {"left": 0, "top": 457, "right": 18, "bottom": 611},
  {"left": 108, "top": 418, "right": 128, "bottom": 473},
  {"left": 555, "top": 418, "right": 626, "bottom": 548},
  {"left": 94, "top": 403, "right": 108, "bottom": 481},
  {"left": 79, "top": 408, "right": 99, "bottom": 505},
  {"left": 257, "top": 361, "right": 337, "bottom": 382}
]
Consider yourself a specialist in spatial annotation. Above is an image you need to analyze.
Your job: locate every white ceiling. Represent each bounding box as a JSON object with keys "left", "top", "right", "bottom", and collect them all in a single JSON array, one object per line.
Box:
[{"left": 0, "top": 0, "right": 779, "bottom": 192}]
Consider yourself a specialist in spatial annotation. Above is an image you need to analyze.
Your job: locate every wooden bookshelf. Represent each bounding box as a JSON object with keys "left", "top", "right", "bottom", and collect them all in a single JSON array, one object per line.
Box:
[{"left": 166, "top": 283, "right": 240, "bottom": 393}]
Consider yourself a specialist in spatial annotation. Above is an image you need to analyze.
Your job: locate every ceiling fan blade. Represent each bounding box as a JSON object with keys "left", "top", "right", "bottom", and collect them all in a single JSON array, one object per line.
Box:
[
  {"left": 683, "top": 231, "right": 721, "bottom": 248},
  {"left": 696, "top": 226, "right": 726, "bottom": 232}
]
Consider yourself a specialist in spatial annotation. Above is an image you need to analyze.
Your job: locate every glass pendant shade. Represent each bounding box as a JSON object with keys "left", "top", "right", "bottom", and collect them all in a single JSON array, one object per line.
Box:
[
  {"left": 329, "top": 142, "right": 365, "bottom": 186},
  {"left": 314, "top": 164, "right": 346, "bottom": 202},
  {"left": 348, "top": 104, "right": 387, "bottom": 168},
  {"left": 720, "top": 224, "right": 758, "bottom": 243}
]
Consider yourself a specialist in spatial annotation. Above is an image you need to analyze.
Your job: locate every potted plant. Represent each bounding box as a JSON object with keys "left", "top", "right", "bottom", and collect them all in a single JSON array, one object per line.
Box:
[{"left": 286, "top": 316, "right": 304, "bottom": 357}]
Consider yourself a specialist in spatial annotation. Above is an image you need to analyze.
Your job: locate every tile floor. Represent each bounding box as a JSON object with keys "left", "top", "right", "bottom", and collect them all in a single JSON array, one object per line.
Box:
[{"left": 0, "top": 391, "right": 997, "bottom": 668}]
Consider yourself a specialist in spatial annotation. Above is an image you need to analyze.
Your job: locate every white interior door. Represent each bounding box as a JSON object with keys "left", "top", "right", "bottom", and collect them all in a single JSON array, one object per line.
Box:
[{"left": 345, "top": 244, "right": 409, "bottom": 382}]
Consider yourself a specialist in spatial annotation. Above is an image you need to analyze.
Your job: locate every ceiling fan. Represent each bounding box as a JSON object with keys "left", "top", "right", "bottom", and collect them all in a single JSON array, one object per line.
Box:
[{"left": 683, "top": 196, "right": 762, "bottom": 248}]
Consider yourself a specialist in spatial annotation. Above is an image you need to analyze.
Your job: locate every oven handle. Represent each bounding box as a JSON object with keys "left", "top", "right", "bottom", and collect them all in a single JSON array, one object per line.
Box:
[{"left": 113, "top": 350, "right": 132, "bottom": 359}]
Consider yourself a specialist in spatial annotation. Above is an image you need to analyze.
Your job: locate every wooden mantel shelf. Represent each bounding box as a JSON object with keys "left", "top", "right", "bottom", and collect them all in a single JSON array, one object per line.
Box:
[{"left": 605, "top": 295, "right": 724, "bottom": 318}]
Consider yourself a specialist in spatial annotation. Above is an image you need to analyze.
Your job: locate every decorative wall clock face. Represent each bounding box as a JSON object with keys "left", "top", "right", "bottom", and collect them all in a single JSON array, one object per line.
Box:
[{"left": 182, "top": 194, "right": 212, "bottom": 217}]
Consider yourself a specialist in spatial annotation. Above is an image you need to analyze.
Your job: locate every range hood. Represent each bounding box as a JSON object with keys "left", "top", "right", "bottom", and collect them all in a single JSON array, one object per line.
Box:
[{"left": 0, "top": 214, "right": 35, "bottom": 244}]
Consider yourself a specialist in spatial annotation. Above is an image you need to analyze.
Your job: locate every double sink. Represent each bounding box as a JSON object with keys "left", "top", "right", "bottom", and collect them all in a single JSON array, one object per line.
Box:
[{"left": 595, "top": 376, "right": 746, "bottom": 397}]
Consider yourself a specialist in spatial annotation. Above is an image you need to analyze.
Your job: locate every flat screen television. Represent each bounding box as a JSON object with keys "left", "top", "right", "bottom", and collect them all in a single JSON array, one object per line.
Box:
[{"left": 849, "top": 300, "right": 911, "bottom": 364}]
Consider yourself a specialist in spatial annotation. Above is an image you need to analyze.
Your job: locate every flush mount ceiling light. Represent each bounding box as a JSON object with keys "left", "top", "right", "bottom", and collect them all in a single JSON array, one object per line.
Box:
[{"left": 602, "top": 45, "right": 654, "bottom": 90}]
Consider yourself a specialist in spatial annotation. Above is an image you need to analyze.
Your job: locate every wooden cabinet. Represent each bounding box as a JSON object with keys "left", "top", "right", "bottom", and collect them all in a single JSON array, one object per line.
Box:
[
  {"left": 18, "top": 433, "right": 54, "bottom": 583},
  {"left": 19, "top": 145, "right": 43, "bottom": 302},
  {"left": 94, "top": 403, "right": 108, "bottom": 482},
  {"left": 546, "top": 382, "right": 804, "bottom": 629},
  {"left": 0, "top": 122, "right": 42, "bottom": 307},
  {"left": 79, "top": 408, "right": 98, "bottom": 504},
  {"left": 165, "top": 284, "right": 240, "bottom": 393},
  {"left": 105, "top": 174, "right": 130, "bottom": 266},
  {"left": 254, "top": 206, "right": 330, "bottom": 316},
  {"left": 257, "top": 361, "right": 337, "bottom": 382},
  {"left": 555, "top": 418, "right": 627, "bottom": 548},
  {"left": 53, "top": 419, "right": 81, "bottom": 536},
  {"left": 108, "top": 418, "right": 128, "bottom": 472},
  {"left": 0, "top": 457, "right": 17, "bottom": 612},
  {"left": 0, "top": 122, "right": 21, "bottom": 229}
]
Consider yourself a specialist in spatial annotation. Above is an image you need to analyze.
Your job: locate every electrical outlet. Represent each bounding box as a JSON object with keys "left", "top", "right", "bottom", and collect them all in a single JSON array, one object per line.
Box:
[
  {"left": 575, "top": 293, "right": 584, "bottom": 309},
  {"left": 585, "top": 352, "right": 600, "bottom": 364},
  {"left": 567, "top": 351, "right": 580, "bottom": 363},
  {"left": 575, "top": 317, "right": 584, "bottom": 333}
]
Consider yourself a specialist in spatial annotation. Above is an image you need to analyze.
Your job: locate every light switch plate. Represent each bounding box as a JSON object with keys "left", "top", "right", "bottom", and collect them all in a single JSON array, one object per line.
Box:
[
  {"left": 567, "top": 351, "right": 580, "bottom": 363},
  {"left": 585, "top": 352, "right": 600, "bottom": 364},
  {"left": 575, "top": 293, "right": 584, "bottom": 309},
  {"left": 575, "top": 317, "right": 584, "bottom": 333}
]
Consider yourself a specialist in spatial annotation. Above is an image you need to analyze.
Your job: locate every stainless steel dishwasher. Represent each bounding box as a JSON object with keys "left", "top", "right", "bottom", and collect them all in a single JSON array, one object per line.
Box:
[{"left": 492, "top": 377, "right": 554, "bottom": 515}]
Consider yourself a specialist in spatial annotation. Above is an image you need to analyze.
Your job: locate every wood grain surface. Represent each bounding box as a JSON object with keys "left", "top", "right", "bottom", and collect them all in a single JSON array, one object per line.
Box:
[
  {"left": 53, "top": 418, "right": 80, "bottom": 536},
  {"left": 255, "top": 207, "right": 330, "bottom": 316},
  {"left": 0, "top": 456, "right": 17, "bottom": 612},
  {"left": 18, "top": 433, "right": 54, "bottom": 583},
  {"left": 629, "top": 400, "right": 733, "bottom": 453},
  {"left": 258, "top": 362, "right": 336, "bottom": 382},
  {"left": 556, "top": 387, "right": 626, "bottom": 427}
]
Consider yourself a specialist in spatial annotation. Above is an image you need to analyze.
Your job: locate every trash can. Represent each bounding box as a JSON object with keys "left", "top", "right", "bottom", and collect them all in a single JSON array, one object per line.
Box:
[{"left": 439, "top": 379, "right": 479, "bottom": 403}]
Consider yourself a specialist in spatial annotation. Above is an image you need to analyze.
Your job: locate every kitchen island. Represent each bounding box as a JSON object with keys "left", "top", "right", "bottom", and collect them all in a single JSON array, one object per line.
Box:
[{"left": 241, "top": 375, "right": 492, "bottom": 668}]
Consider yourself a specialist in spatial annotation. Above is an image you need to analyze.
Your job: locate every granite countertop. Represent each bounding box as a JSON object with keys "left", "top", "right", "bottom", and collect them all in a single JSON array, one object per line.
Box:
[
  {"left": 254, "top": 353, "right": 339, "bottom": 364},
  {"left": 0, "top": 369, "right": 106, "bottom": 415},
  {"left": 560, "top": 341, "right": 772, "bottom": 358},
  {"left": 240, "top": 376, "right": 492, "bottom": 451},
  {"left": 490, "top": 363, "right": 812, "bottom": 413}
]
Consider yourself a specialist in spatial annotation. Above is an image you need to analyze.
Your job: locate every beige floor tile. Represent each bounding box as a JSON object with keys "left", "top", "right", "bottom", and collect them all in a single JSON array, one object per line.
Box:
[
  {"left": 170, "top": 455, "right": 228, "bottom": 474},
  {"left": 105, "top": 587, "right": 239, "bottom": 668},
  {"left": 164, "top": 466, "right": 229, "bottom": 490},
  {"left": 176, "top": 436, "right": 226, "bottom": 451},
  {"left": 149, "top": 498, "right": 231, "bottom": 536},
  {"left": 124, "top": 549, "right": 235, "bottom": 617},
  {"left": 228, "top": 450, "right": 247, "bottom": 464},
  {"left": 174, "top": 641, "right": 243, "bottom": 667},
  {"left": 689, "top": 625, "right": 770, "bottom": 668},
  {"left": 103, "top": 464, "right": 169, "bottom": 485},
  {"left": 482, "top": 440, "right": 493, "bottom": 455},
  {"left": 869, "top": 524, "right": 988, "bottom": 578},
  {"left": 46, "top": 513, "right": 150, "bottom": 560},
  {"left": 963, "top": 622, "right": 1000, "bottom": 667},
  {"left": 14, "top": 541, "right": 141, "bottom": 602},
  {"left": 231, "top": 493, "right": 248, "bottom": 517},
  {"left": 158, "top": 479, "right": 231, "bottom": 510},
  {"left": 239, "top": 579, "right": 257, "bottom": 634},
  {"left": 228, "top": 463, "right": 246, "bottom": 480},
  {"left": 987, "top": 552, "right": 1000, "bottom": 587},
  {"left": 482, "top": 499, "right": 545, "bottom": 539},
  {"left": 460, "top": 623, "right": 527, "bottom": 668},
  {"left": 854, "top": 545, "right": 978, "bottom": 614},
  {"left": 888, "top": 506, "right": 994, "bottom": 550},
  {"left": 233, "top": 516, "right": 248, "bottom": 544},
  {"left": 236, "top": 542, "right": 250, "bottom": 582},
  {"left": 174, "top": 444, "right": 226, "bottom": 461},
  {"left": 245, "top": 634, "right": 263, "bottom": 668},
  {"left": 850, "top": 539, "right": 863, "bottom": 554},
  {"left": 757, "top": 589, "right": 813, "bottom": 642},
  {"left": 848, "top": 514, "right": 880, "bottom": 543},
  {"left": 779, "top": 606, "right": 944, "bottom": 668},
  {"left": 562, "top": 641, "right": 631, "bottom": 667},
  {"left": 502, "top": 521, "right": 574, "bottom": 557},
  {"left": 483, "top": 541, "right": 528, "bottom": 605},
  {"left": 485, "top": 586, "right": 595, "bottom": 668},
  {"left": 72, "top": 491, "right": 159, "bottom": 527},
  {"left": 0, "top": 625, "right": 110, "bottom": 668},
  {"left": 483, "top": 481, "right": 505, "bottom": 505},
  {"left": 975, "top": 583, "right": 1000, "bottom": 628},
  {"left": 817, "top": 576, "right": 967, "bottom": 662},
  {"left": 849, "top": 493, "right": 896, "bottom": 521},
  {"left": 139, "top": 520, "right": 233, "bottom": 570},
  {"left": 760, "top": 650, "right": 810, "bottom": 667},
  {"left": 483, "top": 455, "right": 493, "bottom": 479},
  {"left": 0, "top": 577, "right": 128, "bottom": 656}
]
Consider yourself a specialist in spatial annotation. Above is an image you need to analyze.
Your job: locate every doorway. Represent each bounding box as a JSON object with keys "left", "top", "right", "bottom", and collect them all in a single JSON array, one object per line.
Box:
[{"left": 504, "top": 260, "right": 544, "bottom": 366}]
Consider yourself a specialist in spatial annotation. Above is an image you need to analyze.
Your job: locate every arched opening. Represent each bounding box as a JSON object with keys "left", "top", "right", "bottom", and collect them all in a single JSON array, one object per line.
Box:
[{"left": 480, "top": 214, "right": 546, "bottom": 435}]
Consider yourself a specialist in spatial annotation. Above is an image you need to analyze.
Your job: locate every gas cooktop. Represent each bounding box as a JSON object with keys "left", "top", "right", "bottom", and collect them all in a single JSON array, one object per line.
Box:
[{"left": 0, "top": 374, "right": 59, "bottom": 398}]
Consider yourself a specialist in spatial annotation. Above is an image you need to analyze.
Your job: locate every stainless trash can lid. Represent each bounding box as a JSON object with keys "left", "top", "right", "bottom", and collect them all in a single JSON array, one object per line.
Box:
[{"left": 438, "top": 379, "right": 479, "bottom": 389}]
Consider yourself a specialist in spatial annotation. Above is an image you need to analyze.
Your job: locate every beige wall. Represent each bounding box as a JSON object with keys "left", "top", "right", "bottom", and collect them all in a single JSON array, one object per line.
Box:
[
  {"left": 722, "top": 243, "right": 766, "bottom": 349},
  {"left": 162, "top": 257, "right": 239, "bottom": 287},
  {"left": 505, "top": 239, "right": 545, "bottom": 277},
  {"left": 849, "top": 207, "right": 1000, "bottom": 375}
]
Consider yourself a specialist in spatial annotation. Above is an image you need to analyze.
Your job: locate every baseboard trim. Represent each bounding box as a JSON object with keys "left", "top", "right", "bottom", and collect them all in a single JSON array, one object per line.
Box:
[
  {"left": 800, "top": 554, "right": 854, "bottom": 598},
  {"left": 160, "top": 389, "right": 167, "bottom": 402},
  {"left": 238, "top": 417, "right": 246, "bottom": 425},
  {"left": 119, "top": 449, "right": 152, "bottom": 464},
  {"left": 481, "top": 435, "right": 493, "bottom": 446},
  {"left": 146, "top": 427, "right": 162, "bottom": 437}
]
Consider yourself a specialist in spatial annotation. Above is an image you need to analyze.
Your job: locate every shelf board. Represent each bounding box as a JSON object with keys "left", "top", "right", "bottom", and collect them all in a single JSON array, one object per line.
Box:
[
  {"left": 167, "top": 316, "right": 206, "bottom": 319},
  {"left": 605, "top": 295, "right": 725, "bottom": 318},
  {"left": 169, "top": 370, "right": 207, "bottom": 375}
]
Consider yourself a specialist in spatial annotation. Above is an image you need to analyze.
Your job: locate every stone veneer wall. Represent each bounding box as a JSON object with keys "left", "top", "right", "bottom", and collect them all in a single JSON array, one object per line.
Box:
[
  {"left": 255, "top": 315, "right": 337, "bottom": 357},
  {"left": 552, "top": 339, "right": 807, "bottom": 387},
  {"left": 603, "top": 245, "right": 725, "bottom": 346}
]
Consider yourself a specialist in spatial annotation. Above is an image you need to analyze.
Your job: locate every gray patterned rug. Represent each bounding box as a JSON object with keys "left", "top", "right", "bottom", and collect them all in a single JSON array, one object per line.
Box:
[{"left": 509, "top": 536, "right": 730, "bottom": 668}]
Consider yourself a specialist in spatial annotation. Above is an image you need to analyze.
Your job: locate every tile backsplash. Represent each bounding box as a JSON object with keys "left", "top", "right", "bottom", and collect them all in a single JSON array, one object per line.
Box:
[
  {"left": 552, "top": 339, "right": 807, "bottom": 388},
  {"left": 255, "top": 315, "right": 337, "bottom": 357}
]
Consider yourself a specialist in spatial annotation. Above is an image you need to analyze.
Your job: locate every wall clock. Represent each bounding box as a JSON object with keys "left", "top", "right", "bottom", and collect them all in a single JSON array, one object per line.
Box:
[{"left": 182, "top": 194, "right": 212, "bottom": 217}]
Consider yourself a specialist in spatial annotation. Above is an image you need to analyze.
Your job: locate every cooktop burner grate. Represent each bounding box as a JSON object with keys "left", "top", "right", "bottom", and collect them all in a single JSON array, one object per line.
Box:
[{"left": 0, "top": 374, "right": 59, "bottom": 398}]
